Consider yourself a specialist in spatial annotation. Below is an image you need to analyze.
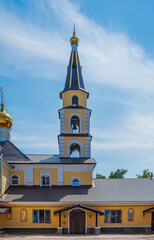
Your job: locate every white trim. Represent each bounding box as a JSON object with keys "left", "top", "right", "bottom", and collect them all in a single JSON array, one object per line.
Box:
[
  {"left": 69, "top": 112, "right": 82, "bottom": 133},
  {"left": 57, "top": 165, "right": 63, "bottom": 185},
  {"left": 4, "top": 201, "right": 154, "bottom": 205},
  {"left": 71, "top": 177, "right": 81, "bottom": 186},
  {"left": 68, "top": 208, "right": 87, "bottom": 234},
  {"left": 11, "top": 174, "right": 20, "bottom": 186},
  {"left": 40, "top": 171, "right": 52, "bottom": 187},
  {"left": 67, "top": 139, "right": 83, "bottom": 157}
]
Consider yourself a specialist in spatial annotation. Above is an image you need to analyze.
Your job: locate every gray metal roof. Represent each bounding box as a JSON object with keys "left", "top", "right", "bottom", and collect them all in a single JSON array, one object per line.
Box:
[
  {"left": 26, "top": 154, "right": 96, "bottom": 164},
  {"left": 0, "top": 141, "right": 31, "bottom": 162},
  {"left": 1, "top": 179, "right": 154, "bottom": 204}
]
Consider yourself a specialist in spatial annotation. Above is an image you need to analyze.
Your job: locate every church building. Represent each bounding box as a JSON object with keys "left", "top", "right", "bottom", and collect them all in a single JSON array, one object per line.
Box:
[{"left": 0, "top": 30, "right": 154, "bottom": 235}]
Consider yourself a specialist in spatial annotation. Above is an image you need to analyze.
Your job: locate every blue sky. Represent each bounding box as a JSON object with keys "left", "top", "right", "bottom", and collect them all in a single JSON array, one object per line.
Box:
[{"left": 0, "top": 0, "right": 154, "bottom": 178}]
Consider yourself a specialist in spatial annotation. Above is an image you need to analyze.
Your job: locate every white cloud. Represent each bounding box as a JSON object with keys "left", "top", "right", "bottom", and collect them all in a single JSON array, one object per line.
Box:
[
  {"left": 0, "top": 0, "right": 154, "bottom": 92},
  {"left": 48, "top": 0, "right": 154, "bottom": 92},
  {"left": 92, "top": 113, "right": 154, "bottom": 150}
]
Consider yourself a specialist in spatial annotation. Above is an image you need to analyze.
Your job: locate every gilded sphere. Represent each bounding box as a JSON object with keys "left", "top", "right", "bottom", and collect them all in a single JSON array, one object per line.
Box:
[
  {"left": 70, "top": 35, "right": 79, "bottom": 46},
  {"left": 0, "top": 105, "right": 13, "bottom": 129}
]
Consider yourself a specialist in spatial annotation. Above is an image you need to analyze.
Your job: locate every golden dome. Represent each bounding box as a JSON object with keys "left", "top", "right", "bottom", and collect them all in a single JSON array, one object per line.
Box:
[
  {"left": 0, "top": 87, "right": 13, "bottom": 130},
  {"left": 0, "top": 103, "right": 13, "bottom": 129},
  {"left": 70, "top": 26, "right": 79, "bottom": 46}
]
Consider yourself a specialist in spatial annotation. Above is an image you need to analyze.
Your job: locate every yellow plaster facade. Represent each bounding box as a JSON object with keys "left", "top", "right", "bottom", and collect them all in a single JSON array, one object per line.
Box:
[
  {"left": 62, "top": 90, "right": 88, "bottom": 108},
  {"left": 63, "top": 171, "right": 92, "bottom": 185},
  {"left": 64, "top": 109, "right": 86, "bottom": 133},
  {"left": 0, "top": 204, "right": 152, "bottom": 228},
  {"left": 33, "top": 168, "right": 57, "bottom": 186}
]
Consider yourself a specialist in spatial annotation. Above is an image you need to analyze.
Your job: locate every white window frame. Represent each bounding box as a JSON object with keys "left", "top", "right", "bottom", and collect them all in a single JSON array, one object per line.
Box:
[
  {"left": 11, "top": 174, "right": 20, "bottom": 186},
  {"left": 71, "top": 177, "right": 81, "bottom": 186},
  {"left": 40, "top": 172, "right": 52, "bottom": 187}
]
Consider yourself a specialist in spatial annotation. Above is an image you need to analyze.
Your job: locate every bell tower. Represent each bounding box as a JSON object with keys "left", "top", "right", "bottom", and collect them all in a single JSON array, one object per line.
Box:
[{"left": 58, "top": 29, "right": 92, "bottom": 158}]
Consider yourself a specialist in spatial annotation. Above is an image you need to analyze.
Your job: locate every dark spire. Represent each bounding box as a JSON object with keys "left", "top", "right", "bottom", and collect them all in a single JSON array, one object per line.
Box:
[{"left": 60, "top": 28, "right": 89, "bottom": 98}]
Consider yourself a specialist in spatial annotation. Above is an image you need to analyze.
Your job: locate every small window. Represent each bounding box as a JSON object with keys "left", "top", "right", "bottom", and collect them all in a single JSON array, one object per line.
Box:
[
  {"left": 33, "top": 210, "right": 51, "bottom": 224},
  {"left": 71, "top": 177, "right": 81, "bottom": 186},
  {"left": 11, "top": 175, "right": 19, "bottom": 185},
  {"left": 41, "top": 176, "right": 50, "bottom": 186},
  {"left": 72, "top": 96, "right": 78, "bottom": 106},
  {"left": 104, "top": 209, "right": 122, "bottom": 224}
]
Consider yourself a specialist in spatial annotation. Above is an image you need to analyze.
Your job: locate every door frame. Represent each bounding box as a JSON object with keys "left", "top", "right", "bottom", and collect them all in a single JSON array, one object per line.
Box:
[{"left": 68, "top": 207, "right": 87, "bottom": 234}]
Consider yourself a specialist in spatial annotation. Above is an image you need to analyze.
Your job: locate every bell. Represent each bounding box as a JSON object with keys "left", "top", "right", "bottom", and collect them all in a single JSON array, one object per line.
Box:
[{"left": 72, "top": 123, "right": 77, "bottom": 130}]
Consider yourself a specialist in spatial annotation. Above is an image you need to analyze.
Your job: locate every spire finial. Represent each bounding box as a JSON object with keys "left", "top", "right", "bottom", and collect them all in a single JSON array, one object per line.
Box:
[
  {"left": 73, "top": 24, "right": 75, "bottom": 36},
  {"left": 1, "top": 86, "right": 3, "bottom": 104},
  {"left": 70, "top": 24, "right": 79, "bottom": 48},
  {"left": 0, "top": 86, "right": 4, "bottom": 112}
]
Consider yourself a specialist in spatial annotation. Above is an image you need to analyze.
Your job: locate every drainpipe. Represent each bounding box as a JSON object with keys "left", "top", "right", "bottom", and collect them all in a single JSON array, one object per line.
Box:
[
  {"left": 150, "top": 173, "right": 153, "bottom": 180},
  {"left": 0, "top": 145, "right": 3, "bottom": 198}
]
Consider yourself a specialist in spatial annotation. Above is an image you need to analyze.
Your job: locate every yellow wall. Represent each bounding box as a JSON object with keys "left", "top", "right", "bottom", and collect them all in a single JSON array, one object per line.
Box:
[
  {"left": 1, "top": 161, "right": 11, "bottom": 194},
  {"left": 11, "top": 170, "right": 24, "bottom": 185},
  {"left": 63, "top": 171, "right": 92, "bottom": 185},
  {"left": 64, "top": 109, "right": 86, "bottom": 133},
  {"left": 33, "top": 169, "right": 57, "bottom": 185},
  {"left": 0, "top": 204, "right": 152, "bottom": 228},
  {"left": 64, "top": 137, "right": 87, "bottom": 157},
  {"left": 62, "top": 90, "right": 88, "bottom": 108}
]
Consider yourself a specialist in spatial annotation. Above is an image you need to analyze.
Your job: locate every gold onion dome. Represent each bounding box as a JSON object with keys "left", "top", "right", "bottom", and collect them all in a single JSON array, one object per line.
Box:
[
  {"left": 70, "top": 25, "right": 79, "bottom": 46},
  {"left": 0, "top": 86, "right": 13, "bottom": 130}
]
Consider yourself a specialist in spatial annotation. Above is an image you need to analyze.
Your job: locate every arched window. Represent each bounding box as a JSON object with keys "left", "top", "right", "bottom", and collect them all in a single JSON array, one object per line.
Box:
[
  {"left": 71, "top": 177, "right": 81, "bottom": 186},
  {"left": 71, "top": 116, "right": 80, "bottom": 133},
  {"left": 67, "top": 140, "right": 83, "bottom": 157},
  {"left": 72, "top": 96, "right": 78, "bottom": 106},
  {"left": 11, "top": 175, "right": 19, "bottom": 185},
  {"left": 70, "top": 143, "right": 80, "bottom": 157}
]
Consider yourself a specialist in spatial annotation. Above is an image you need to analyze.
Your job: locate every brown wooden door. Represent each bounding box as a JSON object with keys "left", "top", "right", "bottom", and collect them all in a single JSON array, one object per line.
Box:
[
  {"left": 152, "top": 212, "right": 154, "bottom": 231},
  {"left": 70, "top": 209, "right": 86, "bottom": 234}
]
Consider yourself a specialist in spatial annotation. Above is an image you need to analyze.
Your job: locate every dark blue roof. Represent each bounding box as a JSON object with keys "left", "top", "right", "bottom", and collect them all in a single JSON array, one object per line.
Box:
[{"left": 60, "top": 50, "right": 89, "bottom": 98}]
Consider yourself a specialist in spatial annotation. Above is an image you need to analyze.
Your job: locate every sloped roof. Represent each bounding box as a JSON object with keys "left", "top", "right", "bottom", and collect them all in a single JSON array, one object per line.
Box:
[
  {"left": 0, "top": 140, "right": 31, "bottom": 162},
  {"left": 26, "top": 154, "right": 96, "bottom": 164},
  {"left": 60, "top": 50, "right": 89, "bottom": 98},
  {"left": 1, "top": 178, "right": 154, "bottom": 204}
]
